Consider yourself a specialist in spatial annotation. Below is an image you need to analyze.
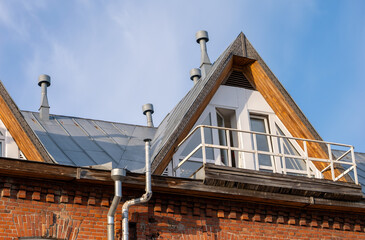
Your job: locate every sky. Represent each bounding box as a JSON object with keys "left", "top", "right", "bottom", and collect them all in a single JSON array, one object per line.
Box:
[{"left": 0, "top": 0, "right": 364, "bottom": 152}]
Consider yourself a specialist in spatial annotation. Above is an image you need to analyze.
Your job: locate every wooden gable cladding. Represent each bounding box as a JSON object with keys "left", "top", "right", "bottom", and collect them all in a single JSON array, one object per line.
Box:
[
  {"left": 0, "top": 81, "right": 52, "bottom": 163},
  {"left": 240, "top": 61, "right": 346, "bottom": 181}
]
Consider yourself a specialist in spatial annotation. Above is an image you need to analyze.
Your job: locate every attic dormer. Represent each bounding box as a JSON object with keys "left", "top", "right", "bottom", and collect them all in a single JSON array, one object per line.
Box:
[{"left": 151, "top": 32, "right": 360, "bottom": 200}]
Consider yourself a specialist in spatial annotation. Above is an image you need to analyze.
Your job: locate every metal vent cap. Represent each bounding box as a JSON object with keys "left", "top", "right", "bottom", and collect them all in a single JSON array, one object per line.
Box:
[
  {"left": 196, "top": 30, "right": 209, "bottom": 43},
  {"left": 38, "top": 74, "right": 51, "bottom": 87},
  {"left": 142, "top": 103, "right": 154, "bottom": 115},
  {"left": 190, "top": 68, "right": 201, "bottom": 80}
]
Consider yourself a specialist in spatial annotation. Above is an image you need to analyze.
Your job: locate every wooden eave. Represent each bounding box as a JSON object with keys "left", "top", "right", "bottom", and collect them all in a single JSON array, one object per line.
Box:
[
  {"left": 0, "top": 157, "right": 364, "bottom": 214},
  {"left": 0, "top": 81, "right": 53, "bottom": 163}
]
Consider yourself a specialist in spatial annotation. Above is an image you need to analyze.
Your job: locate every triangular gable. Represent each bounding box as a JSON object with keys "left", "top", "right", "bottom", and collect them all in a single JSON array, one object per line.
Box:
[
  {"left": 0, "top": 80, "right": 53, "bottom": 163},
  {"left": 151, "top": 33, "right": 254, "bottom": 174},
  {"left": 152, "top": 32, "right": 343, "bottom": 181}
]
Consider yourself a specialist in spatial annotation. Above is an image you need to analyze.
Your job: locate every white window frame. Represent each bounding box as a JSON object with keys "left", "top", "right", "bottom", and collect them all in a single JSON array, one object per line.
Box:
[
  {"left": 247, "top": 111, "right": 321, "bottom": 176},
  {"left": 0, "top": 129, "right": 5, "bottom": 157},
  {"left": 249, "top": 113, "right": 276, "bottom": 172},
  {"left": 173, "top": 105, "right": 240, "bottom": 177}
]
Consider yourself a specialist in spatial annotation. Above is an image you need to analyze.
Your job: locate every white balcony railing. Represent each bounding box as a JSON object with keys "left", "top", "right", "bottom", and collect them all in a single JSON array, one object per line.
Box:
[{"left": 173, "top": 125, "right": 358, "bottom": 184}]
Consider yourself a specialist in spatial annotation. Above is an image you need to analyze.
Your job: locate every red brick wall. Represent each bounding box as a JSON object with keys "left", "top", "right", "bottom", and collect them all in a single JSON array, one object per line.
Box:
[{"left": 1, "top": 176, "right": 365, "bottom": 240}]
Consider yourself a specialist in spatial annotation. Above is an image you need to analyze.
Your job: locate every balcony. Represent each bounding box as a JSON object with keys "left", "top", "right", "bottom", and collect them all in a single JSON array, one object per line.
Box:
[{"left": 173, "top": 125, "right": 358, "bottom": 185}]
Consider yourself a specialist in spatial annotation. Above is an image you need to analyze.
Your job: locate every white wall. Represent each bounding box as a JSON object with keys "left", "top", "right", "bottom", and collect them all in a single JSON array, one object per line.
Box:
[
  {"left": 172, "top": 85, "right": 320, "bottom": 177},
  {"left": 0, "top": 118, "right": 23, "bottom": 159}
]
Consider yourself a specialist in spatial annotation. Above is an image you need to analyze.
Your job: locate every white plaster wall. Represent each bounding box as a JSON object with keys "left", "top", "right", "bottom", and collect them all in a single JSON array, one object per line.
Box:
[
  {"left": 209, "top": 85, "right": 277, "bottom": 169},
  {"left": 172, "top": 85, "right": 320, "bottom": 176},
  {"left": 174, "top": 85, "right": 278, "bottom": 171},
  {"left": 0, "top": 118, "right": 21, "bottom": 158}
]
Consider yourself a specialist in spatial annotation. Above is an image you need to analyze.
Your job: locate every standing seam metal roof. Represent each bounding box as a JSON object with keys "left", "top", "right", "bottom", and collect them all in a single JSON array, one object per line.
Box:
[{"left": 21, "top": 111, "right": 156, "bottom": 172}]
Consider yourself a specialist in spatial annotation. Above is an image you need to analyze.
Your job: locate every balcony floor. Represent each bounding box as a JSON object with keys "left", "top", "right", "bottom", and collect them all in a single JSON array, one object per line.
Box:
[{"left": 202, "top": 163, "right": 363, "bottom": 201}]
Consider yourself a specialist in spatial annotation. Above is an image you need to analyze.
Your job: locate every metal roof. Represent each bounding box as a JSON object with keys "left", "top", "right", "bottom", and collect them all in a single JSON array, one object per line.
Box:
[
  {"left": 333, "top": 150, "right": 365, "bottom": 194},
  {"left": 21, "top": 111, "right": 156, "bottom": 172}
]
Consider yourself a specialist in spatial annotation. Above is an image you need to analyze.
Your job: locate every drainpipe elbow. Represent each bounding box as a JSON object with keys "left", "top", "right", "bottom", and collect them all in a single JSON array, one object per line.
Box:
[{"left": 144, "top": 191, "right": 152, "bottom": 201}]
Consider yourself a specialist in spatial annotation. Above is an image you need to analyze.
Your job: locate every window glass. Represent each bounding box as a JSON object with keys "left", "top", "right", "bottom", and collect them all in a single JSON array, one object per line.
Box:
[
  {"left": 179, "top": 160, "right": 203, "bottom": 178},
  {"left": 216, "top": 112, "right": 228, "bottom": 165},
  {"left": 216, "top": 108, "right": 237, "bottom": 167},
  {"left": 250, "top": 117, "right": 272, "bottom": 167},
  {"left": 181, "top": 113, "right": 214, "bottom": 159},
  {"left": 0, "top": 142, "right": 2, "bottom": 157},
  {"left": 276, "top": 126, "right": 306, "bottom": 171}
]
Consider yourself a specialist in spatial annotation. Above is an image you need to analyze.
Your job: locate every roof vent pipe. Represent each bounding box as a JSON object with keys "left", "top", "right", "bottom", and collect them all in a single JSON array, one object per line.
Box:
[
  {"left": 122, "top": 138, "right": 152, "bottom": 240},
  {"left": 107, "top": 168, "right": 126, "bottom": 240},
  {"left": 142, "top": 103, "right": 154, "bottom": 127},
  {"left": 196, "top": 30, "right": 212, "bottom": 79},
  {"left": 190, "top": 68, "right": 201, "bottom": 85},
  {"left": 38, "top": 74, "right": 51, "bottom": 120}
]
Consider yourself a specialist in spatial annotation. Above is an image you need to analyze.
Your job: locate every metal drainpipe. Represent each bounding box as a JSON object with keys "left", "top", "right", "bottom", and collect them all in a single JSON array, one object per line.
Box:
[
  {"left": 122, "top": 138, "right": 152, "bottom": 240},
  {"left": 107, "top": 168, "right": 126, "bottom": 240}
]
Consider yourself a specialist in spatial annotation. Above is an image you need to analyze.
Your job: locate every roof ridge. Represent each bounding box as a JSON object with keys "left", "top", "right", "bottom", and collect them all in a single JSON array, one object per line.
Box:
[{"left": 20, "top": 110, "right": 156, "bottom": 129}]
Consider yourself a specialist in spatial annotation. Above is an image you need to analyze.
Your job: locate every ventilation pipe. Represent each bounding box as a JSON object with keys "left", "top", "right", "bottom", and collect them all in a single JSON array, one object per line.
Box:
[
  {"left": 107, "top": 168, "right": 126, "bottom": 240},
  {"left": 196, "top": 30, "right": 212, "bottom": 79},
  {"left": 121, "top": 138, "right": 152, "bottom": 240},
  {"left": 142, "top": 103, "right": 154, "bottom": 127},
  {"left": 38, "top": 74, "right": 51, "bottom": 120},
  {"left": 190, "top": 68, "right": 201, "bottom": 85}
]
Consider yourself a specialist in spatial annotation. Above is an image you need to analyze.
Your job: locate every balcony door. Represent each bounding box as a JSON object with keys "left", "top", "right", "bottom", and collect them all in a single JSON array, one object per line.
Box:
[
  {"left": 250, "top": 115, "right": 275, "bottom": 172},
  {"left": 216, "top": 108, "right": 237, "bottom": 167}
]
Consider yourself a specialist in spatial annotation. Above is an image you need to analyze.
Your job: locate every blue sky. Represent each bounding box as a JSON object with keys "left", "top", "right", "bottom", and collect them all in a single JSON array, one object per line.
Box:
[{"left": 0, "top": 0, "right": 364, "bottom": 152}]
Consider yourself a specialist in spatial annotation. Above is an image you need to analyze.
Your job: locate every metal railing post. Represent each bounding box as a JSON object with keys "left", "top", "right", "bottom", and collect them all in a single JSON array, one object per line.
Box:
[
  {"left": 252, "top": 133, "right": 259, "bottom": 170},
  {"left": 303, "top": 141, "right": 311, "bottom": 178},
  {"left": 270, "top": 134, "right": 277, "bottom": 173},
  {"left": 351, "top": 146, "right": 358, "bottom": 184},
  {"left": 327, "top": 144, "right": 335, "bottom": 181},
  {"left": 200, "top": 126, "right": 206, "bottom": 164},
  {"left": 279, "top": 137, "right": 285, "bottom": 174},
  {"left": 226, "top": 129, "right": 232, "bottom": 166}
]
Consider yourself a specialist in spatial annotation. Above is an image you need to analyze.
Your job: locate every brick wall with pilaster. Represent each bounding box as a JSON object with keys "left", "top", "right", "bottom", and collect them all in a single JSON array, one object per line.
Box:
[{"left": 0, "top": 176, "right": 364, "bottom": 240}]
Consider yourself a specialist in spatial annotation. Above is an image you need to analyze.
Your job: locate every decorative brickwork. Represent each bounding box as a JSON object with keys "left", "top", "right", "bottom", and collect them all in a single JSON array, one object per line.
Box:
[{"left": 0, "top": 176, "right": 364, "bottom": 239}]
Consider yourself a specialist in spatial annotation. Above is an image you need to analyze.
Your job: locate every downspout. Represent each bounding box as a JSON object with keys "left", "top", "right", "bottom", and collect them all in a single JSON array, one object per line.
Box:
[
  {"left": 107, "top": 168, "right": 126, "bottom": 240},
  {"left": 122, "top": 138, "right": 152, "bottom": 240}
]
